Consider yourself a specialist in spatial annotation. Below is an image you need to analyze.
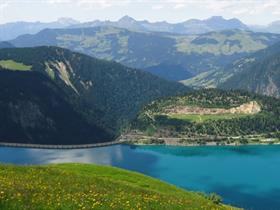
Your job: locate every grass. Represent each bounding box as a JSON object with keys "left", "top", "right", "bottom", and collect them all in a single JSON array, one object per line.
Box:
[
  {"left": 0, "top": 60, "right": 32, "bottom": 71},
  {"left": 169, "top": 113, "right": 249, "bottom": 123},
  {"left": 0, "top": 163, "right": 239, "bottom": 210}
]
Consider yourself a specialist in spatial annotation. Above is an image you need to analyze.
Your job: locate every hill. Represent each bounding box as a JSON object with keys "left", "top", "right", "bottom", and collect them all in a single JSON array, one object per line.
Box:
[
  {"left": 220, "top": 42, "right": 280, "bottom": 98},
  {"left": 9, "top": 27, "right": 280, "bottom": 81},
  {"left": 0, "top": 47, "right": 189, "bottom": 144},
  {"left": 129, "top": 89, "right": 280, "bottom": 145},
  {"left": 0, "top": 163, "right": 238, "bottom": 210}
]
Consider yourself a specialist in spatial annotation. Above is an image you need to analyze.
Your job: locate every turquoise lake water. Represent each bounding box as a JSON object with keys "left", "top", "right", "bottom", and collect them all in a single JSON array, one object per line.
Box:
[{"left": 0, "top": 144, "right": 280, "bottom": 210}]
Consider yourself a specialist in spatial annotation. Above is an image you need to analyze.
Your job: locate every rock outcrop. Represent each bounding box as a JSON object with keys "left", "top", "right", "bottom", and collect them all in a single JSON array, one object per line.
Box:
[{"left": 165, "top": 101, "right": 261, "bottom": 115}]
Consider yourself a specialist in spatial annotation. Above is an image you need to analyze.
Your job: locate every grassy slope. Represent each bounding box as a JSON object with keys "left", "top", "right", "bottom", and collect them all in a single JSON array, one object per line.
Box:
[
  {"left": 0, "top": 60, "right": 31, "bottom": 71},
  {"left": 169, "top": 113, "right": 249, "bottom": 123},
  {"left": 0, "top": 164, "right": 238, "bottom": 210}
]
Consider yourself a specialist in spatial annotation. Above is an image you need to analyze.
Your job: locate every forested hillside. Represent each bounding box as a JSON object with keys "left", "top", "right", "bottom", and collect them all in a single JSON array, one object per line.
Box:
[
  {"left": 0, "top": 70, "right": 111, "bottom": 144},
  {"left": 131, "top": 89, "right": 280, "bottom": 145},
  {"left": 0, "top": 47, "right": 189, "bottom": 144},
  {"left": 220, "top": 42, "right": 280, "bottom": 98}
]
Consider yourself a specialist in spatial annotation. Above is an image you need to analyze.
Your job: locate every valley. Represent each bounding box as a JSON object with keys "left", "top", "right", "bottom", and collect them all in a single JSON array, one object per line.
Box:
[
  {"left": 8, "top": 27, "right": 280, "bottom": 80},
  {"left": 1, "top": 9, "right": 280, "bottom": 210},
  {"left": 6, "top": 24, "right": 280, "bottom": 98}
]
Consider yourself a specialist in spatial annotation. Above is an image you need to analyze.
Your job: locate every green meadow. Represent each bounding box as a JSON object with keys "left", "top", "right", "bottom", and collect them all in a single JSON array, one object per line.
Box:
[
  {"left": 0, "top": 163, "right": 238, "bottom": 210},
  {"left": 0, "top": 60, "right": 32, "bottom": 71},
  {"left": 169, "top": 113, "right": 249, "bottom": 123}
]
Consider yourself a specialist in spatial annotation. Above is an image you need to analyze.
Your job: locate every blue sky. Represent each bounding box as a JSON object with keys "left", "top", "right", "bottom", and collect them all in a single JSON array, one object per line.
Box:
[{"left": 0, "top": 0, "right": 280, "bottom": 25}]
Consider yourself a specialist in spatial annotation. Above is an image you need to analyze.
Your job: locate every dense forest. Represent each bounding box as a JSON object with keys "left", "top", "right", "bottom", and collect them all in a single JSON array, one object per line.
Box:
[{"left": 0, "top": 46, "right": 189, "bottom": 144}]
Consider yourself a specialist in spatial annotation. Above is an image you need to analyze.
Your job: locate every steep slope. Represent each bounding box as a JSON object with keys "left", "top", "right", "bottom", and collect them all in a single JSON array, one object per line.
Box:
[
  {"left": 0, "top": 47, "right": 189, "bottom": 144},
  {"left": 10, "top": 27, "right": 280, "bottom": 81},
  {"left": 0, "top": 70, "right": 110, "bottom": 145},
  {"left": 0, "top": 164, "right": 238, "bottom": 210},
  {"left": 220, "top": 42, "right": 280, "bottom": 98}
]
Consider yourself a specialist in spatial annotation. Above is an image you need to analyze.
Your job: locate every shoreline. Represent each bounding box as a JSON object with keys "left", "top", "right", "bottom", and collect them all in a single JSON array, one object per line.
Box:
[
  {"left": 0, "top": 140, "right": 126, "bottom": 150},
  {"left": 0, "top": 139, "right": 279, "bottom": 150},
  {"left": 126, "top": 141, "right": 280, "bottom": 147},
  {"left": 121, "top": 132, "right": 280, "bottom": 148}
]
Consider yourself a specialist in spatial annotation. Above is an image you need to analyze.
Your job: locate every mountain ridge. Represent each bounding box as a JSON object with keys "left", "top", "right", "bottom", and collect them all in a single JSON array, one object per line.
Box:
[{"left": 9, "top": 26, "right": 280, "bottom": 81}]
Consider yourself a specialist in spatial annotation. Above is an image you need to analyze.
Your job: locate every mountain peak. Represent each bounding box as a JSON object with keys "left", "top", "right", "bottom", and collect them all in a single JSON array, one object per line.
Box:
[
  {"left": 56, "top": 17, "right": 79, "bottom": 25},
  {"left": 207, "top": 16, "right": 225, "bottom": 21},
  {"left": 205, "top": 16, "right": 247, "bottom": 30},
  {"left": 118, "top": 15, "right": 136, "bottom": 23}
]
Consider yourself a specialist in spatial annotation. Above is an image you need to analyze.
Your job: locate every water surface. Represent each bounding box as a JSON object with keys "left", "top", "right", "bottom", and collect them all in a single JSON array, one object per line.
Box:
[{"left": 1, "top": 144, "right": 280, "bottom": 210}]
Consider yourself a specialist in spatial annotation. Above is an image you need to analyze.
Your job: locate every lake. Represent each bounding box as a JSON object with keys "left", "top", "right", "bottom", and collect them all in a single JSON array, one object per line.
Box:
[{"left": 0, "top": 144, "right": 280, "bottom": 210}]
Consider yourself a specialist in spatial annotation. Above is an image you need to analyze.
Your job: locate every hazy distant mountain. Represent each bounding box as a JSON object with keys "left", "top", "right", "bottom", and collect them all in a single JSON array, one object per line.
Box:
[
  {"left": 71, "top": 16, "right": 249, "bottom": 34},
  {"left": 250, "top": 21, "right": 280, "bottom": 34},
  {"left": 0, "top": 18, "right": 79, "bottom": 40},
  {"left": 266, "top": 21, "right": 280, "bottom": 34},
  {"left": 0, "top": 42, "right": 14, "bottom": 49},
  {"left": 10, "top": 26, "right": 280, "bottom": 81}
]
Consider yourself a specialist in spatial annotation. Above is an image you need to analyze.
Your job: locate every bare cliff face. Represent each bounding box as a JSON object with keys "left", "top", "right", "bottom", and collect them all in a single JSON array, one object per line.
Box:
[
  {"left": 228, "top": 101, "right": 261, "bottom": 114},
  {"left": 165, "top": 101, "right": 261, "bottom": 115}
]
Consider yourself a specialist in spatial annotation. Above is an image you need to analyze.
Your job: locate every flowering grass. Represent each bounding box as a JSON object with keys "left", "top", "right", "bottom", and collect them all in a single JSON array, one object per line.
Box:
[{"left": 0, "top": 163, "right": 240, "bottom": 210}]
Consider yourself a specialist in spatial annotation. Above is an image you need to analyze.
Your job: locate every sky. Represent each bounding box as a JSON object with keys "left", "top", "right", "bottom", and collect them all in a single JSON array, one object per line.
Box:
[{"left": 0, "top": 0, "right": 280, "bottom": 25}]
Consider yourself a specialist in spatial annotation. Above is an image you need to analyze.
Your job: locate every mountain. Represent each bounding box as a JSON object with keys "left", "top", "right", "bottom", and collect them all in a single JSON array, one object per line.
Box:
[
  {"left": 0, "top": 18, "right": 79, "bottom": 41},
  {"left": 220, "top": 42, "right": 280, "bottom": 98},
  {"left": 131, "top": 89, "right": 280, "bottom": 145},
  {"left": 72, "top": 16, "right": 249, "bottom": 34},
  {"left": 9, "top": 26, "right": 280, "bottom": 81},
  {"left": 0, "top": 16, "right": 249, "bottom": 41},
  {"left": 0, "top": 70, "right": 110, "bottom": 144},
  {"left": 250, "top": 21, "right": 280, "bottom": 34},
  {"left": 0, "top": 46, "right": 189, "bottom": 144},
  {"left": 266, "top": 21, "right": 280, "bottom": 34},
  {"left": 204, "top": 16, "right": 248, "bottom": 31},
  {"left": 0, "top": 41, "right": 14, "bottom": 49}
]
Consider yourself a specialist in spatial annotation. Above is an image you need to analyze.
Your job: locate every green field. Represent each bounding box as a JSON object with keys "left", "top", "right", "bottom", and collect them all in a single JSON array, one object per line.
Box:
[
  {"left": 0, "top": 164, "right": 238, "bottom": 210},
  {"left": 169, "top": 113, "right": 249, "bottom": 123},
  {"left": 0, "top": 60, "right": 32, "bottom": 71}
]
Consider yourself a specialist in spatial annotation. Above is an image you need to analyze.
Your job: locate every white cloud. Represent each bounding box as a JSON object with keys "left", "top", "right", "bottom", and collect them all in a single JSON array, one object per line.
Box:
[
  {"left": 47, "top": 0, "right": 71, "bottom": 4},
  {"left": 152, "top": 4, "right": 164, "bottom": 10},
  {"left": 232, "top": 8, "right": 248, "bottom": 15},
  {"left": 41, "top": 0, "right": 280, "bottom": 14},
  {"left": 76, "top": 0, "right": 132, "bottom": 8},
  {"left": 45, "top": 0, "right": 132, "bottom": 8},
  {"left": 0, "top": 0, "right": 9, "bottom": 10},
  {"left": 173, "top": 3, "right": 186, "bottom": 9}
]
